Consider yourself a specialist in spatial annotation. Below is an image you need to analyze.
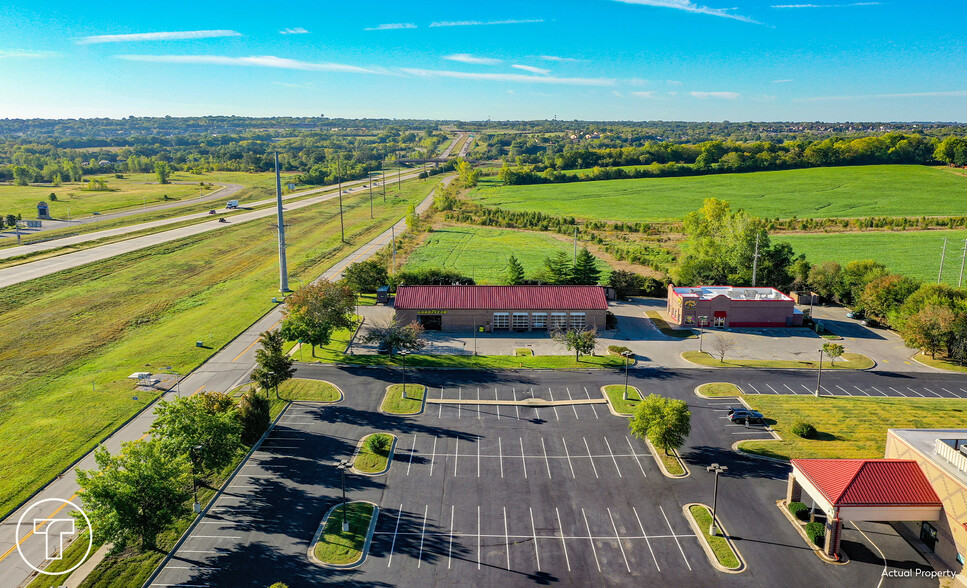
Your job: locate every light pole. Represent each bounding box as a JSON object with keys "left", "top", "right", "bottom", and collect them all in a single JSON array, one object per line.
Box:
[
  {"left": 335, "top": 460, "right": 351, "bottom": 532},
  {"left": 164, "top": 366, "right": 182, "bottom": 399},
  {"left": 190, "top": 444, "right": 203, "bottom": 513},
  {"left": 400, "top": 350, "right": 409, "bottom": 399},
  {"left": 369, "top": 172, "right": 374, "bottom": 219},
  {"left": 699, "top": 319, "right": 705, "bottom": 352},
  {"left": 707, "top": 463, "right": 728, "bottom": 536},
  {"left": 622, "top": 351, "right": 633, "bottom": 400},
  {"left": 815, "top": 347, "right": 825, "bottom": 397}
]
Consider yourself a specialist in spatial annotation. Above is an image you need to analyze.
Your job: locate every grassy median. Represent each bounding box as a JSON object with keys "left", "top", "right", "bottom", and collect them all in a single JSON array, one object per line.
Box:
[
  {"left": 682, "top": 350, "right": 874, "bottom": 369},
  {"left": 603, "top": 384, "right": 642, "bottom": 415},
  {"left": 314, "top": 502, "right": 375, "bottom": 566},
  {"left": 689, "top": 505, "right": 741, "bottom": 569},
  {"left": 354, "top": 433, "right": 395, "bottom": 474},
  {"left": 278, "top": 378, "right": 341, "bottom": 402},
  {"left": 380, "top": 384, "right": 427, "bottom": 414},
  {"left": 697, "top": 382, "right": 743, "bottom": 397}
]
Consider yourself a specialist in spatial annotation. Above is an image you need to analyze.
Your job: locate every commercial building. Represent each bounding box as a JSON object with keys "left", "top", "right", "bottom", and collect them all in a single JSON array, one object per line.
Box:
[
  {"left": 666, "top": 284, "right": 803, "bottom": 328},
  {"left": 394, "top": 285, "right": 608, "bottom": 332}
]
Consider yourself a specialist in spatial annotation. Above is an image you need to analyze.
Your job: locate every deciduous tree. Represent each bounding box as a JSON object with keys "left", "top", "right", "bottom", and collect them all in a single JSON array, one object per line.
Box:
[
  {"left": 822, "top": 342, "right": 844, "bottom": 365},
  {"left": 552, "top": 327, "right": 597, "bottom": 360},
  {"left": 150, "top": 393, "right": 241, "bottom": 473},
  {"left": 629, "top": 394, "right": 691, "bottom": 455},
  {"left": 252, "top": 329, "right": 295, "bottom": 396},
  {"left": 362, "top": 319, "right": 427, "bottom": 355},
  {"left": 343, "top": 260, "right": 389, "bottom": 293},
  {"left": 279, "top": 281, "right": 356, "bottom": 357}
]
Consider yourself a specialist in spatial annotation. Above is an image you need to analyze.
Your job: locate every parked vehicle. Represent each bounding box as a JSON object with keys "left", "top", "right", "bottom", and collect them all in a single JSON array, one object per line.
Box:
[
  {"left": 226, "top": 200, "right": 239, "bottom": 209},
  {"left": 208, "top": 209, "right": 216, "bottom": 215},
  {"left": 846, "top": 310, "right": 864, "bottom": 319},
  {"left": 218, "top": 218, "right": 228, "bottom": 223},
  {"left": 727, "top": 406, "right": 764, "bottom": 424}
]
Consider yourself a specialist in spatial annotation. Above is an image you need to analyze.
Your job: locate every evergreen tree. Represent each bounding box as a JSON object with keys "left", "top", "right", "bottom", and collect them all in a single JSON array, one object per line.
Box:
[
  {"left": 505, "top": 255, "right": 525, "bottom": 285},
  {"left": 543, "top": 251, "right": 573, "bottom": 285},
  {"left": 572, "top": 248, "right": 601, "bottom": 285}
]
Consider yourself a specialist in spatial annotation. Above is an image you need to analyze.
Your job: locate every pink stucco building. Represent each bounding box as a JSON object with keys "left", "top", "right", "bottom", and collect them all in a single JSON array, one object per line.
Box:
[{"left": 666, "top": 284, "right": 804, "bottom": 328}]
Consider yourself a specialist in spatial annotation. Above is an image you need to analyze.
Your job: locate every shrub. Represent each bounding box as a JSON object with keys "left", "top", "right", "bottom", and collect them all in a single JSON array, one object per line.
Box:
[
  {"left": 238, "top": 389, "right": 271, "bottom": 445},
  {"left": 792, "top": 421, "right": 818, "bottom": 439},
  {"left": 366, "top": 434, "right": 390, "bottom": 454},
  {"left": 606, "top": 311, "right": 618, "bottom": 330},
  {"left": 788, "top": 501, "right": 809, "bottom": 521},
  {"left": 48, "top": 193, "right": 57, "bottom": 201},
  {"left": 515, "top": 348, "right": 534, "bottom": 356},
  {"left": 805, "top": 522, "right": 825, "bottom": 546},
  {"left": 608, "top": 345, "right": 632, "bottom": 356}
]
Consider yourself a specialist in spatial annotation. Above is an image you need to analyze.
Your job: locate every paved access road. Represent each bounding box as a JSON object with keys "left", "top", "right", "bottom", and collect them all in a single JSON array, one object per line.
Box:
[
  {"left": 151, "top": 367, "right": 936, "bottom": 588},
  {"left": 0, "top": 180, "right": 448, "bottom": 588}
]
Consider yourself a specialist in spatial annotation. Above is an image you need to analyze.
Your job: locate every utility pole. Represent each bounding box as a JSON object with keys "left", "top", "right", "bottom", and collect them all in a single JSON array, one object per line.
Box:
[
  {"left": 381, "top": 159, "right": 387, "bottom": 203},
  {"left": 751, "top": 231, "right": 761, "bottom": 287},
  {"left": 391, "top": 225, "right": 397, "bottom": 273},
  {"left": 397, "top": 149, "right": 401, "bottom": 191},
  {"left": 939, "top": 237, "right": 948, "bottom": 283},
  {"left": 960, "top": 239, "right": 967, "bottom": 288},
  {"left": 815, "top": 347, "right": 824, "bottom": 397},
  {"left": 337, "top": 155, "right": 345, "bottom": 243},
  {"left": 274, "top": 153, "right": 289, "bottom": 293},
  {"left": 369, "top": 172, "right": 374, "bottom": 219}
]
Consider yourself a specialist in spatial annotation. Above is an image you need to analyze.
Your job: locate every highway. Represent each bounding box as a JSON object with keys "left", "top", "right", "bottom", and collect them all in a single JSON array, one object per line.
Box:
[{"left": 0, "top": 176, "right": 452, "bottom": 588}]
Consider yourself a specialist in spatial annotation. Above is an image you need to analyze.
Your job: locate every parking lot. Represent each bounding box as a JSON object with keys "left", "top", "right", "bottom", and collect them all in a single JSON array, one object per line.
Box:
[
  {"left": 151, "top": 367, "right": 936, "bottom": 588},
  {"left": 728, "top": 369, "right": 967, "bottom": 399}
]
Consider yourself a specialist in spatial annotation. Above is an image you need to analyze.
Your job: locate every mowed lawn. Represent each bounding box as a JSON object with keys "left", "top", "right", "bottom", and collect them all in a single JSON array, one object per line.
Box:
[
  {"left": 404, "top": 225, "right": 611, "bottom": 283},
  {"left": 0, "top": 178, "right": 438, "bottom": 518},
  {"left": 780, "top": 229, "right": 967, "bottom": 283},
  {"left": 471, "top": 165, "right": 967, "bottom": 222}
]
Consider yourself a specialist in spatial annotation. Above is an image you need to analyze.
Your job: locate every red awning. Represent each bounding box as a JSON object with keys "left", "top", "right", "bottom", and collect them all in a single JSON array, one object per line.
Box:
[{"left": 713, "top": 311, "right": 727, "bottom": 317}]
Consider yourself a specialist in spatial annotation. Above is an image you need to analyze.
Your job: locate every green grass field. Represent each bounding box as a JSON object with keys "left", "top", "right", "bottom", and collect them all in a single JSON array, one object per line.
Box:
[
  {"left": 603, "top": 384, "right": 642, "bottom": 415},
  {"left": 381, "top": 384, "right": 427, "bottom": 414},
  {"left": 314, "top": 502, "right": 375, "bottom": 565},
  {"left": 470, "top": 165, "right": 967, "bottom": 222},
  {"left": 404, "top": 225, "right": 611, "bottom": 284},
  {"left": 780, "top": 229, "right": 967, "bottom": 284},
  {"left": 0, "top": 179, "right": 438, "bottom": 519}
]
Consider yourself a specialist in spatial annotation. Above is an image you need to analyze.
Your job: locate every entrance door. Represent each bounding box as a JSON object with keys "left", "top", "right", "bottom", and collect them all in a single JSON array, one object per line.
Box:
[
  {"left": 713, "top": 316, "right": 726, "bottom": 328},
  {"left": 418, "top": 314, "right": 442, "bottom": 330},
  {"left": 920, "top": 522, "right": 938, "bottom": 552}
]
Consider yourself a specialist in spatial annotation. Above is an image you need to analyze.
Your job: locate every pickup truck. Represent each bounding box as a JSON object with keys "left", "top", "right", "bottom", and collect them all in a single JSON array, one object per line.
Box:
[{"left": 226, "top": 200, "right": 239, "bottom": 209}]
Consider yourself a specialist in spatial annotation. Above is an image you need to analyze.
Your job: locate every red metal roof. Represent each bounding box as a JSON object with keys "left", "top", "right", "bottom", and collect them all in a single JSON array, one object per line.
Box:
[
  {"left": 394, "top": 285, "right": 608, "bottom": 311},
  {"left": 792, "top": 459, "right": 941, "bottom": 507}
]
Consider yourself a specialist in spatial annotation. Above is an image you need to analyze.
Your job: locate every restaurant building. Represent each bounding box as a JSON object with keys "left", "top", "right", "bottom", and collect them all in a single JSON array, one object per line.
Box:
[{"left": 666, "top": 284, "right": 803, "bottom": 328}]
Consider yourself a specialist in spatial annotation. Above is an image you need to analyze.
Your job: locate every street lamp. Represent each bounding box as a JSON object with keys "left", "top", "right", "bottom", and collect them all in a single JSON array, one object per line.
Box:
[
  {"left": 399, "top": 350, "right": 410, "bottom": 399},
  {"left": 622, "top": 351, "right": 634, "bottom": 400},
  {"left": 164, "top": 366, "right": 182, "bottom": 399},
  {"left": 190, "top": 444, "right": 204, "bottom": 514},
  {"left": 815, "top": 347, "right": 824, "bottom": 397},
  {"left": 707, "top": 463, "right": 728, "bottom": 536},
  {"left": 335, "top": 460, "right": 351, "bottom": 532},
  {"left": 699, "top": 318, "right": 706, "bottom": 352}
]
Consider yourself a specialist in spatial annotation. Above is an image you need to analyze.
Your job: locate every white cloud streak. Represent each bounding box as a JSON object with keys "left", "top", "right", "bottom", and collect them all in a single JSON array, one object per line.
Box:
[
  {"left": 612, "top": 0, "right": 758, "bottom": 23},
  {"left": 78, "top": 30, "right": 242, "bottom": 44},
  {"left": 771, "top": 2, "right": 880, "bottom": 7},
  {"left": 429, "top": 19, "right": 544, "bottom": 27},
  {"left": 537, "top": 55, "right": 586, "bottom": 62},
  {"left": 279, "top": 27, "right": 310, "bottom": 35},
  {"left": 690, "top": 91, "right": 741, "bottom": 99},
  {"left": 115, "top": 54, "right": 384, "bottom": 75},
  {"left": 512, "top": 64, "right": 551, "bottom": 75},
  {"left": 631, "top": 91, "right": 658, "bottom": 98},
  {"left": 443, "top": 53, "right": 502, "bottom": 65},
  {"left": 400, "top": 67, "right": 614, "bottom": 86},
  {"left": 772, "top": 78, "right": 794, "bottom": 83},
  {"left": 0, "top": 49, "right": 59, "bottom": 59},
  {"left": 364, "top": 23, "right": 417, "bottom": 31},
  {"left": 797, "top": 90, "right": 967, "bottom": 102}
]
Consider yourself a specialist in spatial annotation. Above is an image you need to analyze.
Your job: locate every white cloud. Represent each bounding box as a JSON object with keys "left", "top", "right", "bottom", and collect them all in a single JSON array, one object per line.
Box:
[
  {"left": 690, "top": 91, "right": 741, "bottom": 99},
  {"left": 400, "top": 67, "right": 614, "bottom": 86},
  {"left": 364, "top": 23, "right": 417, "bottom": 31},
  {"left": 116, "top": 54, "right": 384, "bottom": 75},
  {"left": 429, "top": 19, "right": 544, "bottom": 27},
  {"left": 772, "top": 78, "right": 794, "bottom": 83},
  {"left": 537, "top": 55, "right": 586, "bottom": 62},
  {"left": 797, "top": 90, "right": 967, "bottom": 102},
  {"left": 443, "top": 53, "right": 502, "bottom": 66},
  {"left": 0, "top": 49, "right": 59, "bottom": 59},
  {"left": 612, "top": 0, "right": 758, "bottom": 23},
  {"left": 612, "top": 91, "right": 624, "bottom": 97},
  {"left": 280, "top": 27, "right": 310, "bottom": 35},
  {"left": 78, "top": 30, "right": 242, "bottom": 44},
  {"left": 512, "top": 64, "right": 551, "bottom": 75},
  {"left": 772, "top": 2, "right": 880, "bottom": 7},
  {"left": 631, "top": 91, "right": 658, "bottom": 98}
]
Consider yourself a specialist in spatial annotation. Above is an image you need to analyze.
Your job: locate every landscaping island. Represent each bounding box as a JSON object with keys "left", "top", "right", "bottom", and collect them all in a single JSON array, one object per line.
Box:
[
  {"left": 380, "top": 384, "right": 427, "bottom": 415},
  {"left": 602, "top": 384, "right": 642, "bottom": 415},
  {"left": 311, "top": 502, "right": 377, "bottom": 567}
]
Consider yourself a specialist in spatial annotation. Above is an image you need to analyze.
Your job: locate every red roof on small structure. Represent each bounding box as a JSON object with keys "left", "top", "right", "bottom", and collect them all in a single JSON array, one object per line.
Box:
[
  {"left": 395, "top": 285, "right": 608, "bottom": 311},
  {"left": 792, "top": 459, "right": 941, "bottom": 507}
]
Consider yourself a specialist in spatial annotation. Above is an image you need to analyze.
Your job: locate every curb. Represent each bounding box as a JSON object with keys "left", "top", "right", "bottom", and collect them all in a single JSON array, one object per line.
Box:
[
  {"left": 683, "top": 503, "right": 746, "bottom": 573},
  {"left": 644, "top": 437, "right": 689, "bottom": 478},
  {"left": 378, "top": 384, "right": 427, "bottom": 416},
  {"left": 730, "top": 440, "right": 789, "bottom": 464},
  {"left": 680, "top": 351, "right": 876, "bottom": 371},
  {"left": 307, "top": 501, "right": 380, "bottom": 569},
  {"left": 693, "top": 382, "right": 743, "bottom": 399},
  {"left": 350, "top": 434, "right": 398, "bottom": 476},
  {"left": 776, "top": 500, "right": 847, "bottom": 565},
  {"left": 910, "top": 352, "right": 963, "bottom": 373},
  {"left": 600, "top": 385, "right": 641, "bottom": 417}
]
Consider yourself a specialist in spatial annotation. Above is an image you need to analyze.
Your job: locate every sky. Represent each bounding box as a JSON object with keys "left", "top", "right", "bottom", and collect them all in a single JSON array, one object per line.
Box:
[{"left": 0, "top": 0, "right": 965, "bottom": 121}]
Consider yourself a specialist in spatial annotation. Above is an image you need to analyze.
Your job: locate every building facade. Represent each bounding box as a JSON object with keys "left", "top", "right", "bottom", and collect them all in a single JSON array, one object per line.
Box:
[
  {"left": 394, "top": 285, "right": 608, "bottom": 332},
  {"left": 666, "top": 284, "right": 803, "bottom": 328}
]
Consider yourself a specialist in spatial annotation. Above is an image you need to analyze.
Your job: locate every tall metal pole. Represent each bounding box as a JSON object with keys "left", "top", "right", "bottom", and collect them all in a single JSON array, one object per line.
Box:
[
  {"left": 397, "top": 150, "right": 401, "bottom": 191},
  {"left": 381, "top": 158, "right": 386, "bottom": 203},
  {"left": 623, "top": 352, "right": 631, "bottom": 400},
  {"left": 939, "top": 237, "right": 948, "bottom": 284},
  {"left": 337, "top": 460, "right": 349, "bottom": 532},
  {"left": 401, "top": 351, "right": 408, "bottom": 399},
  {"left": 369, "top": 173, "right": 374, "bottom": 219},
  {"left": 707, "top": 464, "right": 727, "bottom": 536},
  {"left": 815, "top": 347, "right": 824, "bottom": 397},
  {"left": 752, "top": 231, "right": 761, "bottom": 287},
  {"left": 275, "top": 153, "right": 289, "bottom": 293},
  {"left": 337, "top": 156, "right": 345, "bottom": 243},
  {"left": 959, "top": 239, "right": 966, "bottom": 288}
]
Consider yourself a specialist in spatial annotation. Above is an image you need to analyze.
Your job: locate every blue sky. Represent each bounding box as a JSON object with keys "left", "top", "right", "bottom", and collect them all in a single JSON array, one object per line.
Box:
[{"left": 1, "top": 0, "right": 964, "bottom": 121}]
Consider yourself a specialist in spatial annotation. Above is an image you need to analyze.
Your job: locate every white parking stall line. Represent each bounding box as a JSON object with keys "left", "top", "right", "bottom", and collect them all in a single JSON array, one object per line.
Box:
[
  {"left": 548, "top": 388, "right": 560, "bottom": 420},
  {"left": 821, "top": 385, "right": 833, "bottom": 395},
  {"left": 941, "top": 387, "right": 959, "bottom": 398},
  {"left": 454, "top": 438, "right": 459, "bottom": 477},
  {"left": 888, "top": 386, "right": 903, "bottom": 397},
  {"left": 783, "top": 384, "right": 798, "bottom": 395},
  {"left": 495, "top": 388, "right": 500, "bottom": 420},
  {"left": 407, "top": 434, "right": 417, "bottom": 475},
  {"left": 477, "top": 439, "right": 481, "bottom": 478},
  {"left": 746, "top": 383, "right": 761, "bottom": 394},
  {"left": 766, "top": 384, "right": 779, "bottom": 394},
  {"left": 513, "top": 388, "right": 521, "bottom": 420},
  {"left": 566, "top": 387, "right": 580, "bottom": 419},
  {"left": 541, "top": 438, "right": 552, "bottom": 478},
  {"left": 503, "top": 507, "right": 511, "bottom": 571},
  {"left": 627, "top": 436, "right": 647, "bottom": 478},
  {"left": 520, "top": 437, "right": 528, "bottom": 479},
  {"left": 584, "top": 386, "right": 599, "bottom": 418},
  {"left": 582, "top": 508, "right": 602, "bottom": 573},
  {"left": 960, "top": 388, "right": 967, "bottom": 396},
  {"left": 633, "top": 506, "right": 660, "bottom": 572},
  {"left": 854, "top": 386, "right": 871, "bottom": 396},
  {"left": 438, "top": 388, "right": 445, "bottom": 419},
  {"left": 417, "top": 505, "right": 429, "bottom": 568},
  {"left": 531, "top": 388, "right": 542, "bottom": 421},
  {"left": 836, "top": 385, "right": 852, "bottom": 396},
  {"left": 448, "top": 504, "right": 455, "bottom": 569},
  {"left": 477, "top": 388, "right": 482, "bottom": 419},
  {"left": 584, "top": 437, "right": 600, "bottom": 478},
  {"left": 530, "top": 507, "right": 541, "bottom": 571},
  {"left": 923, "top": 388, "right": 943, "bottom": 398},
  {"left": 457, "top": 388, "right": 462, "bottom": 419},
  {"left": 800, "top": 384, "right": 813, "bottom": 394},
  {"left": 660, "top": 505, "right": 691, "bottom": 571},
  {"left": 498, "top": 437, "right": 505, "bottom": 478},
  {"left": 608, "top": 508, "right": 632, "bottom": 573},
  {"left": 477, "top": 506, "right": 481, "bottom": 570},
  {"left": 870, "top": 386, "right": 888, "bottom": 396},
  {"left": 556, "top": 507, "right": 571, "bottom": 572},
  {"left": 429, "top": 437, "right": 438, "bottom": 477},
  {"left": 906, "top": 387, "right": 925, "bottom": 398},
  {"left": 603, "top": 437, "right": 622, "bottom": 478},
  {"left": 562, "top": 438, "right": 576, "bottom": 478}
]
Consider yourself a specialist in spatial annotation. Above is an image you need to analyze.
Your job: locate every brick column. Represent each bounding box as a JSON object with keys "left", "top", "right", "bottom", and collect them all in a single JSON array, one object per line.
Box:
[
  {"left": 825, "top": 517, "right": 842, "bottom": 558},
  {"left": 786, "top": 473, "right": 802, "bottom": 504}
]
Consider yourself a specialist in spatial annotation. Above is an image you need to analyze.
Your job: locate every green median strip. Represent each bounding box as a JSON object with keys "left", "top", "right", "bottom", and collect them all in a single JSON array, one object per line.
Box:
[
  {"left": 353, "top": 433, "right": 396, "bottom": 474},
  {"left": 312, "top": 502, "right": 377, "bottom": 566},
  {"left": 278, "top": 378, "right": 342, "bottom": 402},
  {"left": 602, "top": 384, "right": 642, "bottom": 416},
  {"left": 913, "top": 352, "right": 967, "bottom": 372},
  {"left": 380, "top": 384, "right": 427, "bottom": 415},
  {"left": 696, "top": 382, "right": 743, "bottom": 397},
  {"left": 682, "top": 350, "right": 874, "bottom": 369},
  {"left": 646, "top": 311, "right": 697, "bottom": 338},
  {"left": 312, "top": 353, "right": 626, "bottom": 370},
  {"left": 654, "top": 447, "right": 686, "bottom": 477},
  {"left": 688, "top": 504, "right": 742, "bottom": 570}
]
